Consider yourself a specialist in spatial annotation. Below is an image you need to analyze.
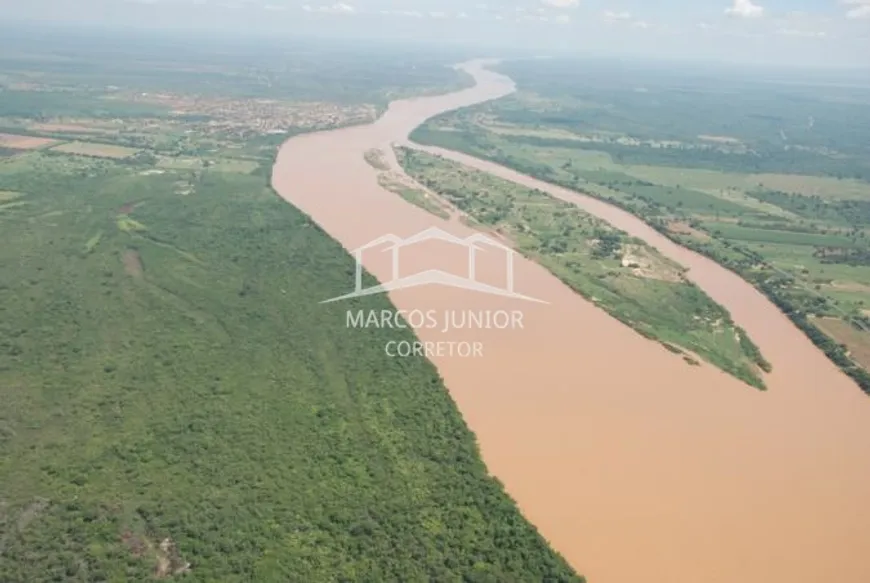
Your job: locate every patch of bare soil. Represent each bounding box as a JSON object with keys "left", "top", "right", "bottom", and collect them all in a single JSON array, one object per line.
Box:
[
  {"left": 667, "top": 221, "right": 711, "bottom": 242},
  {"left": 825, "top": 280, "right": 870, "bottom": 294},
  {"left": 155, "top": 538, "right": 191, "bottom": 579},
  {"left": 121, "top": 532, "right": 190, "bottom": 578},
  {"left": 121, "top": 530, "right": 149, "bottom": 557},
  {"left": 0, "top": 133, "right": 58, "bottom": 150},
  {"left": 364, "top": 148, "right": 390, "bottom": 171},
  {"left": 377, "top": 171, "right": 459, "bottom": 222},
  {"left": 31, "top": 123, "right": 115, "bottom": 134},
  {"left": 621, "top": 244, "right": 684, "bottom": 282},
  {"left": 0, "top": 498, "right": 49, "bottom": 556},
  {"left": 50, "top": 141, "right": 139, "bottom": 159},
  {"left": 119, "top": 201, "right": 140, "bottom": 214},
  {"left": 815, "top": 317, "right": 870, "bottom": 371},
  {"left": 123, "top": 250, "right": 144, "bottom": 278},
  {"left": 15, "top": 500, "right": 48, "bottom": 532}
]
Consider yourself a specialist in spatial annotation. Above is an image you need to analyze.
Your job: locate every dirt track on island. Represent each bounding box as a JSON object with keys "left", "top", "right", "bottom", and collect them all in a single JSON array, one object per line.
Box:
[{"left": 272, "top": 60, "right": 870, "bottom": 583}]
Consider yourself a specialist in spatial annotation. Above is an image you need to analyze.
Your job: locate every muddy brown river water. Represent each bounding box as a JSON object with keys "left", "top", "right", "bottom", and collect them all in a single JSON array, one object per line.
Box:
[{"left": 272, "top": 60, "right": 870, "bottom": 582}]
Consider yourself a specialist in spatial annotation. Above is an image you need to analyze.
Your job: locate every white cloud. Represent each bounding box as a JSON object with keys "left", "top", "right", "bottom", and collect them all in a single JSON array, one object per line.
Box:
[
  {"left": 843, "top": 0, "right": 870, "bottom": 19},
  {"left": 555, "top": 14, "right": 571, "bottom": 24},
  {"left": 603, "top": 10, "right": 632, "bottom": 21},
  {"left": 601, "top": 10, "right": 651, "bottom": 29},
  {"left": 773, "top": 11, "right": 829, "bottom": 37},
  {"left": 780, "top": 10, "right": 831, "bottom": 24},
  {"left": 380, "top": 9, "right": 423, "bottom": 18},
  {"left": 725, "top": 0, "right": 764, "bottom": 18},
  {"left": 303, "top": 2, "right": 354, "bottom": 13},
  {"left": 540, "top": 0, "right": 579, "bottom": 8},
  {"left": 777, "top": 27, "right": 826, "bottom": 38}
]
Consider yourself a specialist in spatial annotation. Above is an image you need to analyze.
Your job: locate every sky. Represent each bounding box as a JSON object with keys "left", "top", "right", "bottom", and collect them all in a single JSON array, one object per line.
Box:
[{"left": 1, "top": 0, "right": 869, "bottom": 67}]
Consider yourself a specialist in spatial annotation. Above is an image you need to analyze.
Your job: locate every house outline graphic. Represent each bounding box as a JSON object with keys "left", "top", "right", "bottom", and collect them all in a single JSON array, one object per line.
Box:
[{"left": 321, "top": 226, "right": 547, "bottom": 304}]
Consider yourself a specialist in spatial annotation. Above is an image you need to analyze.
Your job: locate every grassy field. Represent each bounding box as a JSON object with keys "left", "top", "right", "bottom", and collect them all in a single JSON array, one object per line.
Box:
[
  {"left": 0, "top": 34, "right": 583, "bottom": 583},
  {"left": 50, "top": 141, "right": 140, "bottom": 159},
  {"left": 397, "top": 147, "right": 770, "bottom": 389},
  {"left": 815, "top": 317, "right": 870, "bottom": 371},
  {"left": 410, "top": 59, "right": 870, "bottom": 395}
]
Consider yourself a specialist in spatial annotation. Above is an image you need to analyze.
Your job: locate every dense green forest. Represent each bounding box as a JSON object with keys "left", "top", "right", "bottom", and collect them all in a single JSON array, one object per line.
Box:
[
  {"left": 0, "top": 36, "right": 581, "bottom": 582},
  {"left": 0, "top": 152, "right": 581, "bottom": 582}
]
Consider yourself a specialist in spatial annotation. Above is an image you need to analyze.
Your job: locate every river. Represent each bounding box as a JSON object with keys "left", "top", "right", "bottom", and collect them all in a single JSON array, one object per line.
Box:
[{"left": 272, "top": 60, "right": 870, "bottom": 582}]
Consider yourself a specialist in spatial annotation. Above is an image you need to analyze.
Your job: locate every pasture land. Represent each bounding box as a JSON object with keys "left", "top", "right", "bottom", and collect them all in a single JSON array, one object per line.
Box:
[
  {"left": 0, "top": 132, "right": 58, "bottom": 150},
  {"left": 155, "top": 156, "right": 260, "bottom": 173},
  {"left": 50, "top": 141, "right": 140, "bottom": 159},
  {"left": 815, "top": 318, "right": 870, "bottom": 371},
  {"left": 31, "top": 122, "right": 116, "bottom": 134},
  {"left": 0, "top": 190, "right": 23, "bottom": 202}
]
